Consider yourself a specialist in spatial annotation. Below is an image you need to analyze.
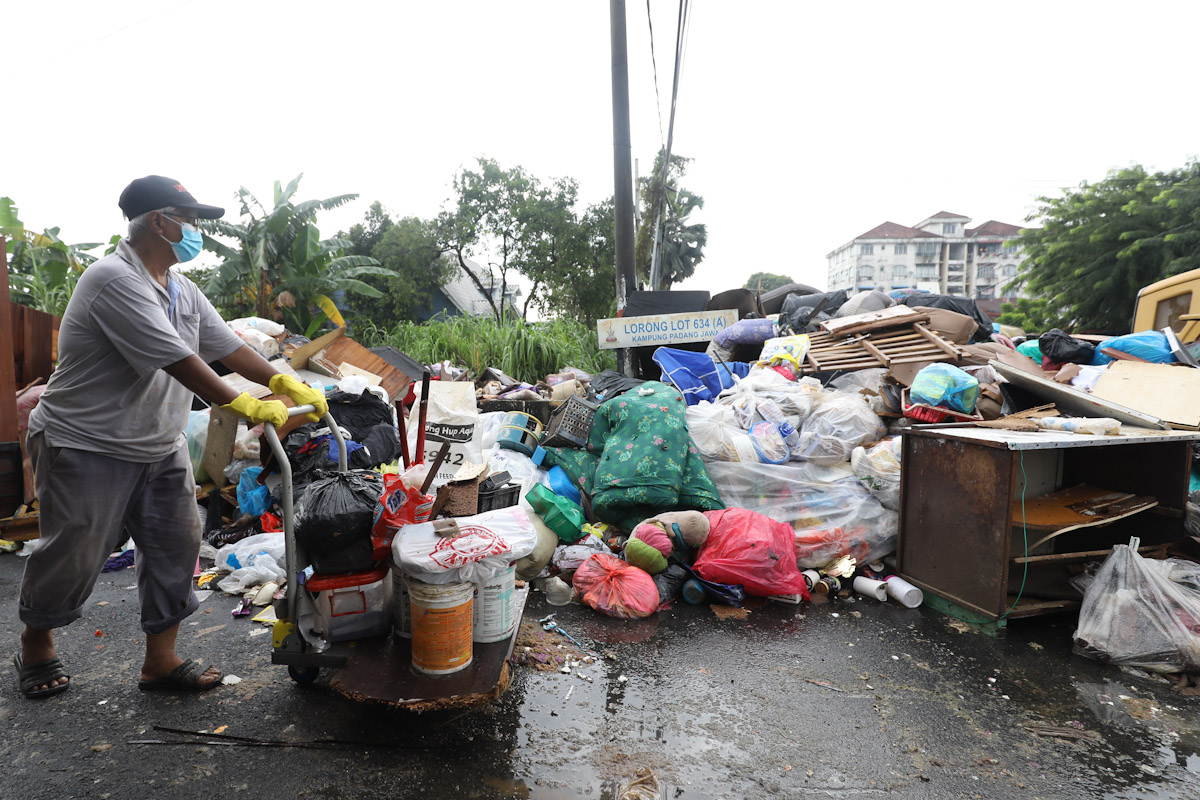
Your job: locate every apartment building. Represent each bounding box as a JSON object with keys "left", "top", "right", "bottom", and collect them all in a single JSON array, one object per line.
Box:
[{"left": 825, "top": 212, "right": 1026, "bottom": 299}]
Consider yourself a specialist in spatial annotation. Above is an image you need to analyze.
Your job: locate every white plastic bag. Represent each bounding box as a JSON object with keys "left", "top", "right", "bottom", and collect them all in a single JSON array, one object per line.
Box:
[
  {"left": 1074, "top": 539, "right": 1200, "bottom": 673},
  {"left": 685, "top": 402, "right": 758, "bottom": 462},
  {"left": 850, "top": 438, "right": 902, "bottom": 510},
  {"left": 393, "top": 505, "right": 537, "bottom": 585},
  {"left": 214, "top": 532, "right": 287, "bottom": 593},
  {"left": 793, "top": 393, "right": 886, "bottom": 466}
]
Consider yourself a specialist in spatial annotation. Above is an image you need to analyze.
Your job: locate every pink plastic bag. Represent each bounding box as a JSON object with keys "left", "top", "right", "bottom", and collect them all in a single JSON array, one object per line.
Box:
[
  {"left": 572, "top": 553, "right": 660, "bottom": 618},
  {"left": 696, "top": 508, "right": 809, "bottom": 598}
]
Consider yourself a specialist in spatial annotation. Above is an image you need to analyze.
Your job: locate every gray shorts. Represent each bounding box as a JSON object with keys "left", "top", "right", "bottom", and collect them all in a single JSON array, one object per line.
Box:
[{"left": 19, "top": 431, "right": 201, "bottom": 635}]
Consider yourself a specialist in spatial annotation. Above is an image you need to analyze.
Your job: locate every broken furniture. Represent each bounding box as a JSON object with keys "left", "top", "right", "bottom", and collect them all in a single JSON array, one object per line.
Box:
[
  {"left": 804, "top": 316, "right": 961, "bottom": 374},
  {"left": 897, "top": 425, "right": 1200, "bottom": 636}
]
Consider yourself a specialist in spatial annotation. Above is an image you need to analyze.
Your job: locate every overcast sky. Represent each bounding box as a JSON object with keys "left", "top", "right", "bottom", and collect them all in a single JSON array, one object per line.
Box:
[{"left": 9, "top": 1, "right": 1200, "bottom": 298}]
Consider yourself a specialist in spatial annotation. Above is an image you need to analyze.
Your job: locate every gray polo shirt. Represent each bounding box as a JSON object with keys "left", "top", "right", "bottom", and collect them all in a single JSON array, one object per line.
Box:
[{"left": 28, "top": 239, "right": 243, "bottom": 462}]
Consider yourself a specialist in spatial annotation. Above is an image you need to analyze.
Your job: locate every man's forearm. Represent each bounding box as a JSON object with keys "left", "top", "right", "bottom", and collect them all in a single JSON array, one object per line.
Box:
[
  {"left": 218, "top": 344, "right": 282, "bottom": 388},
  {"left": 164, "top": 355, "right": 240, "bottom": 406}
]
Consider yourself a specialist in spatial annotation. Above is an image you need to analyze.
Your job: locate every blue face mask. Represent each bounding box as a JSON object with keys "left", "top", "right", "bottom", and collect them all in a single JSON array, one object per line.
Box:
[{"left": 159, "top": 213, "right": 203, "bottom": 263}]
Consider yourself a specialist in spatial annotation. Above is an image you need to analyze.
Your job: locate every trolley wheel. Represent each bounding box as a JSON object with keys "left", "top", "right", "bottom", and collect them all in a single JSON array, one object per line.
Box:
[{"left": 288, "top": 664, "right": 320, "bottom": 684}]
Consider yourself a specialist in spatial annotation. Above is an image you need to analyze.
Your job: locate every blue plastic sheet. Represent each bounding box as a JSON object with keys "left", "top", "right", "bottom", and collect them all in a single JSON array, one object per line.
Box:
[{"left": 653, "top": 347, "right": 749, "bottom": 406}]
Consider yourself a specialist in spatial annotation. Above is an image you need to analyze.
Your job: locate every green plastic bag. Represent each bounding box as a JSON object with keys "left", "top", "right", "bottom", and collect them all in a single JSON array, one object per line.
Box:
[
  {"left": 1015, "top": 339, "right": 1043, "bottom": 363},
  {"left": 525, "top": 483, "right": 586, "bottom": 543}
]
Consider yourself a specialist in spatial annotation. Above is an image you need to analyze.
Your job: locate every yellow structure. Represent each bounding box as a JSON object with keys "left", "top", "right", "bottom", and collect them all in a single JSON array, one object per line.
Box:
[{"left": 1133, "top": 267, "right": 1200, "bottom": 343}]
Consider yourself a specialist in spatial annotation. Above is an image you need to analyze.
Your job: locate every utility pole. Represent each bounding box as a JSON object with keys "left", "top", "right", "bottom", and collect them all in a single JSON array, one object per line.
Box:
[{"left": 610, "top": 0, "right": 637, "bottom": 376}]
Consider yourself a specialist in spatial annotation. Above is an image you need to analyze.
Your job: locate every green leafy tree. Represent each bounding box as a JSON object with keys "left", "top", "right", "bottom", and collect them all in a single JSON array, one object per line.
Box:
[
  {"left": 534, "top": 199, "right": 617, "bottom": 328},
  {"left": 437, "top": 157, "right": 611, "bottom": 323},
  {"left": 2, "top": 197, "right": 103, "bottom": 316},
  {"left": 346, "top": 210, "right": 453, "bottom": 327},
  {"left": 201, "top": 175, "right": 391, "bottom": 335},
  {"left": 997, "top": 298, "right": 1053, "bottom": 333},
  {"left": 635, "top": 149, "right": 706, "bottom": 289},
  {"left": 744, "top": 272, "right": 794, "bottom": 293},
  {"left": 1017, "top": 162, "right": 1200, "bottom": 332}
]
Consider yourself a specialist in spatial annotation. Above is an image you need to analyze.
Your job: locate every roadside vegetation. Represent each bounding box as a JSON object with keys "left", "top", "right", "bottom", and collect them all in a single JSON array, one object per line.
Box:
[{"left": 360, "top": 315, "right": 615, "bottom": 385}]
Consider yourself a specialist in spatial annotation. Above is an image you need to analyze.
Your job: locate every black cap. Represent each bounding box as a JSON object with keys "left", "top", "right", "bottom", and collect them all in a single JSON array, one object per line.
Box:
[{"left": 118, "top": 175, "right": 224, "bottom": 220}]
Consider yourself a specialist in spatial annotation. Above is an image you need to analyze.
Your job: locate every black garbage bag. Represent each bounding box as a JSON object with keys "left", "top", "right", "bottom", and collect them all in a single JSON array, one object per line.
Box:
[
  {"left": 295, "top": 470, "right": 383, "bottom": 574},
  {"left": 779, "top": 290, "right": 849, "bottom": 332},
  {"left": 325, "top": 390, "right": 394, "bottom": 440},
  {"left": 652, "top": 563, "right": 689, "bottom": 604},
  {"left": 1039, "top": 328, "right": 1096, "bottom": 365}
]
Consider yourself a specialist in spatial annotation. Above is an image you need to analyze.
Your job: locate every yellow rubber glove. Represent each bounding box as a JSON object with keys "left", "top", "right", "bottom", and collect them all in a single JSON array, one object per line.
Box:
[
  {"left": 222, "top": 392, "right": 289, "bottom": 428},
  {"left": 269, "top": 373, "right": 328, "bottom": 424}
]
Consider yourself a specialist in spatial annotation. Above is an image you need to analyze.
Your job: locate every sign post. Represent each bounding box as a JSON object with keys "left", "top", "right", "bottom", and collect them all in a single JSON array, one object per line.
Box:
[{"left": 596, "top": 310, "right": 737, "bottom": 350}]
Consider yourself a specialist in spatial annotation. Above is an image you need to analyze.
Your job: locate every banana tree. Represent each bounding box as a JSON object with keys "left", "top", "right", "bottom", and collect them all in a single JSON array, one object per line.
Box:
[
  {"left": 2, "top": 197, "right": 103, "bottom": 316},
  {"left": 201, "top": 175, "right": 392, "bottom": 335}
]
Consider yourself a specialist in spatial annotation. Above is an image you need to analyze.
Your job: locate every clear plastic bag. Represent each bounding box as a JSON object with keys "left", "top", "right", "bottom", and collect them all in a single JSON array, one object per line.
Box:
[
  {"left": 1073, "top": 539, "right": 1200, "bottom": 673},
  {"left": 705, "top": 461, "right": 898, "bottom": 568},
  {"left": 214, "top": 532, "right": 287, "bottom": 593},
  {"left": 793, "top": 393, "right": 886, "bottom": 466},
  {"left": 685, "top": 402, "right": 758, "bottom": 462},
  {"left": 185, "top": 410, "right": 210, "bottom": 483},
  {"left": 850, "top": 438, "right": 902, "bottom": 510}
]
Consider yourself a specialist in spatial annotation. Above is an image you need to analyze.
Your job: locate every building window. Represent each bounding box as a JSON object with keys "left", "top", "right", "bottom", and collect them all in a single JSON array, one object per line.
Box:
[
  {"left": 942, "top": 223, "right": 957, "bottom": 235},
  {"left": 893, "top": 244, "right": 907, "bottom": 255},
  {"left": 916, "top": 241, "right": 940, "bottom": 258},
  {"left": 916, "top": 266, "right": 937, "bottom": 279},
  {"left": 860, "top": 244, "right": 874, "bottom": 255}
]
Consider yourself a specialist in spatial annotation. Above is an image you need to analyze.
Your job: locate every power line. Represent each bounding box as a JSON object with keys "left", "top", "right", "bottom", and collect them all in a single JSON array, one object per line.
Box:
[{"left": 645, "top": 1, "right": 666, "bottom": 150}]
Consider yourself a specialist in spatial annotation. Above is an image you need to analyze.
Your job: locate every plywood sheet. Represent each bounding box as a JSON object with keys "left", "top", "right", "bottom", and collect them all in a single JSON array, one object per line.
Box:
[
  {"left": 1012, "top": 483, "right": 1157, "bottom": 550},
  {"left": 991, "top": 359, "right": 1169, "bottom": 430},
  {"left": 1090, "top": 360, "right": 1200, "bottom": 430}
]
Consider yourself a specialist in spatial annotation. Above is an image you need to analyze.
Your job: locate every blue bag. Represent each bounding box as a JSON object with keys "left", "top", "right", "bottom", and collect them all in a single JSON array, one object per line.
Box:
[
  {"left": 1091, "top": 330, "right": 1176, "bottom": 366},
  {"left": 910, "top": 363, "right": 980, "bottom": 414},
  {"left": 236, "top": 466, "right": 272, "bottom": 518},
  {"left": 653, "top": 347, "right": 749, "bottom": 406}
]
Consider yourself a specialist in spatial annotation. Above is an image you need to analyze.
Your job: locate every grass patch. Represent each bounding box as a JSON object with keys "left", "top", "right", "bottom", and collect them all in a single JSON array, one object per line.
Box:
[{"left": 358, "top": 315, "right": 616, "bottom": 384}]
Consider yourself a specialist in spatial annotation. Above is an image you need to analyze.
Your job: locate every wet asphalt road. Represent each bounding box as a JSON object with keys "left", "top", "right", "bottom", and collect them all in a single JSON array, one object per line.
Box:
[{"left": 2, "top": 551, "right": 1200, "bottom": 800}]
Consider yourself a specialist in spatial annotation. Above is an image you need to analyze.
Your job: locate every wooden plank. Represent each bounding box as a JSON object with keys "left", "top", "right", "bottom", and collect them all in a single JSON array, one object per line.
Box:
[
  {"left": 1090, "top": 360, "right": 1200, "bottom": 430},
  {"left": 202, "top": 406, "right": 240, "bottom": 490},
  {"left": 912, "top": 323, "right": 960, "bottom": 358},
  {"left": 322, "top": 336, "right": 411, "bottom": 406},
  {"left": 289, "top": 326, "right": 346, "bottom": 370},
  {"left": 819, "top": 305, "right": 921, "bottom": 334},
  {"left": 1013, "top": 544, "right": 1167, "bottom": 565}
]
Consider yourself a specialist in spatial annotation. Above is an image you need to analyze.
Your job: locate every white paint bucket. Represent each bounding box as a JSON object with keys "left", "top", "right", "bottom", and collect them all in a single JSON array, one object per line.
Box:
[
  {"left": 390, "top": 563, "right": 411, "bottom": 638},
  {"left": 473, "top": 564, "right": 517, "bottom": 643},
  {"left": 407, "top": 578, "right": 474, "bottom": 675}
]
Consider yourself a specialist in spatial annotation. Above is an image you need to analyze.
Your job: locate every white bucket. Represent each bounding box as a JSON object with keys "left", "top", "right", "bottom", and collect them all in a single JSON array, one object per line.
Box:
[
  {"left": 407, "top": 578, "right": 474, "bottom": 675},
  {"left": 473, "top": 564, "right": 517, "bottom": 643},
  {"left": 390, "top": 563, "right": 411, "bottom": 638}
]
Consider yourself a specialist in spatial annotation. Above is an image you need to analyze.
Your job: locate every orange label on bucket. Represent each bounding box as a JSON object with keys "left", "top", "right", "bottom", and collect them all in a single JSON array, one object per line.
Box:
[{"left": 410, "top": 597, "right": 474, "bottom": 674}]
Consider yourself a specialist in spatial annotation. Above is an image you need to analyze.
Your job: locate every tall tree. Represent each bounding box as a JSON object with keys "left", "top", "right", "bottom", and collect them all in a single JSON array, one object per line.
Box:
[
  {"left": 744, "top": 272, "right": 794, "bottom": 293},
  {"left": 348, "top": 213, "right": 453, "bottom": 328},
  {"left": 534, "top": 199, "right": 617, "bottom": 328},
  {"left": 202, "top": 175, "right": 391, "bottom": 335},
  {"left": 1016, "top": 163, "right": 1200, "bottom": 332},
  {"left": 635, "top": 149, "right": 706, "bottom": 289}
]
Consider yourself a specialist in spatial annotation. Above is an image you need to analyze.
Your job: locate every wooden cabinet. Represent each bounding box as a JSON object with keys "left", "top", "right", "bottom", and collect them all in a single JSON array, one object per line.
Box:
[{"left": 896, "top": 426, "right": 1200, "bottom": 634}]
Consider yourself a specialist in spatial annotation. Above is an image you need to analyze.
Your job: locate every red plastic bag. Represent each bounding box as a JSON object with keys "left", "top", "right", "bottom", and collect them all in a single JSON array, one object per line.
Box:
[
  {"left": 572, "top": 553, "right": 660, "bottom": 618},
  {"left": 696, "top": 508, "right": 809, "bottom": 598},
  {"left": 371, "top": 474, "right": 433, "bottom": 560}
]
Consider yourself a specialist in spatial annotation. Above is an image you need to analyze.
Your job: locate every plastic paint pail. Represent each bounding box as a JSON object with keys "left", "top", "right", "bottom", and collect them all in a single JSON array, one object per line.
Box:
[{"left": 407, "top": 578, "right": 474, "bottom": 675}]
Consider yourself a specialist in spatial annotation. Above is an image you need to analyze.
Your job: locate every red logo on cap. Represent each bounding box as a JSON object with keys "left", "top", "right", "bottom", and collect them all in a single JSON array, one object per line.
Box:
[{"left": 173, "top": 184, "right": 187, "bottom": 192}]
